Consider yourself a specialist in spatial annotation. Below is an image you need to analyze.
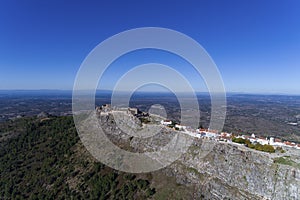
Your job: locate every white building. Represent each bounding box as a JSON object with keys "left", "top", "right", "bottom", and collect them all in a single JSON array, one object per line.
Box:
[
  {"left": 175, "top": 124, "right": 187, "bottom": 131},
  {"left": 249, "top": 138, "right": 256, "bottom": 143},
  {"left": 205, "top": 131, "right": 218, "bottom": 138},
  {"left": 269, "top": 137, "right": 275, "bottom": 145},
  {"left": 161, "top": 120, "right": 172, "bottom": 126},
  {"left": 256, "top": 138, "right": 269, "bottom": 145},
  {"left": 221, "top": 132, "right": 232, "bottom": 137}
]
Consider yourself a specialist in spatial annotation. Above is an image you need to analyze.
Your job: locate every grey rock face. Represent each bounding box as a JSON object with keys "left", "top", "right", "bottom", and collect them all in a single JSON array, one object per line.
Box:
[
  {"left": 168, "top": 141, "right": 300, "bottom": 200},
  {"left": 96, "top": 109, "right": 300, "bottom": 199}
]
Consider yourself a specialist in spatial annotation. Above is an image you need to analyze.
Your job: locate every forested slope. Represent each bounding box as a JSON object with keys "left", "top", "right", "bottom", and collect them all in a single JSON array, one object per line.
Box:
[{"left": 0, "top": 116, "right": 157, "bottom": 199}]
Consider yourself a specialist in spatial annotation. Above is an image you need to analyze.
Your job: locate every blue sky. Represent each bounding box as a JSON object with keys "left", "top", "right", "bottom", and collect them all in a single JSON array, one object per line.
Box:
[{"left": 0, "top": 0, "right": 299, "bottom": 94}]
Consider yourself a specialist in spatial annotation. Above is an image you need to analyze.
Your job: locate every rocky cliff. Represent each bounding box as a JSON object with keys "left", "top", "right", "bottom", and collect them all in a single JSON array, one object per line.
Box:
[
  {"left": 168, "top": 140, "right": 300, "bottom": 199},
  {"left": 97, "top": 110, "right": 300, "bottom": 200}
]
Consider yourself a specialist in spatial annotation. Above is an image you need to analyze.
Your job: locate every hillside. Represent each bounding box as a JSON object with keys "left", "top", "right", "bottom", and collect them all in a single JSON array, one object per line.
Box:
[
  {"left": 0, "top": 116, "right": 158, "bottom": 199},
  {"left": 0, "top": 113, "right": 300, "bottom": 199}
]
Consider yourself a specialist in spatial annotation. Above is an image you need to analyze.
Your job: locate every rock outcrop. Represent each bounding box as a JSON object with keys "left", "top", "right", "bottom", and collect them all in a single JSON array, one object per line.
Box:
[
  {"left": 96, "top": 108, "right": 300, "bottom": 199},
  {"left": 167, "top": 140, "right": 300, "bottom": 199}
]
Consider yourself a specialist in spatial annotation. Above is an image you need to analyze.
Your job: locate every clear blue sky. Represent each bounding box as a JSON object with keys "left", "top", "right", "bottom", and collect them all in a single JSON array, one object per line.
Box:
[{"left": 0, "top": 0, "right": 299, "bottom": 94}]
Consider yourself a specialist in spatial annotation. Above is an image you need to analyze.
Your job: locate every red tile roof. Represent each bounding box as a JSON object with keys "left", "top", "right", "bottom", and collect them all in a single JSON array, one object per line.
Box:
[
  {"left": 275, "top": 138, "right": 282, "bottom": 142},
  {"left": 285, "top": 141, "right": 296, "bottom": 147}
]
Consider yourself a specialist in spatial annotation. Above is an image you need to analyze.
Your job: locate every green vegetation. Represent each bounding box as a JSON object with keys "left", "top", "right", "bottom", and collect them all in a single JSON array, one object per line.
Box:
[
  {"left": 167, "top": 121, "right": 177, "bottom": 129},
  {"left": 273, "top": 156, "right": 300, "bottom": 169},
  {"left": 232, "top": 137, "right": 275, "bottom": 153},
  {"left": 276, "top": 146, "right": 286, "bottom": 153},
  {"left": 150, "top": 170, "right": 195, "bottom": 200},
  {"left": 139, "top": 117, "right": 151, "bottom": 124},
  {"left": 187, "top": 167, "right": 200, "bottom": 175},
  {"left": 0, "top": 116, "right": 155, "bottom": 199}
]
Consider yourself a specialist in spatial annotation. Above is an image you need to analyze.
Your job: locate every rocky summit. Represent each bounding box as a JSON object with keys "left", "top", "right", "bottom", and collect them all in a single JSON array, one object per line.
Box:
[{"left": 96, "top": 106, "right": 300, "bottom": 200}]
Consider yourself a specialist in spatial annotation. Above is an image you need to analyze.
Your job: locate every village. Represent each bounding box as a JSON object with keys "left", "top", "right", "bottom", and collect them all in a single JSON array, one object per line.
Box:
[
  {"left": 97, "top": 104, "right": 300, "bottom": 153},
  {"left": 160, "top": 119, "right": 300, "bottom": 152}
]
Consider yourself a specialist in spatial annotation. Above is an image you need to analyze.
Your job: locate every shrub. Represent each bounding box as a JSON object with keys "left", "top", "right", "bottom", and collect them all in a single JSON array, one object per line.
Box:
[{"left": 232, "top": 137, "right": 275, "bottom": 153}]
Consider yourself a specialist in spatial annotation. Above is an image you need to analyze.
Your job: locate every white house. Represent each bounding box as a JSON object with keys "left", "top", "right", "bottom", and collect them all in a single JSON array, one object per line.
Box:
[
  {"left": 161, "top": 120, "right": 172, "bottom": 126},
  {"left": 269, "top": 137, "right": 275, "bottom": 145},
  {"left": 256, "top": 138, "right": 269, "bottom": 145},
  {"left": 204, "top": 131, "right": 218, "bottom": 138},
  {"left": 175, "top": 124, "right": 186, "bottom": 131}
]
